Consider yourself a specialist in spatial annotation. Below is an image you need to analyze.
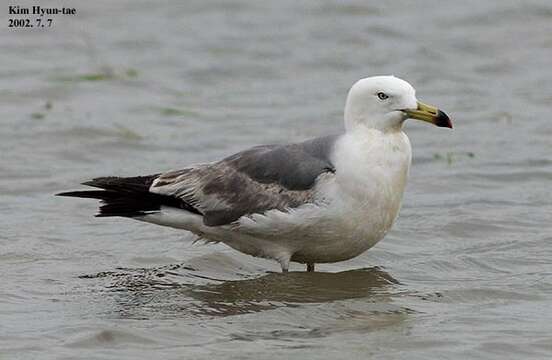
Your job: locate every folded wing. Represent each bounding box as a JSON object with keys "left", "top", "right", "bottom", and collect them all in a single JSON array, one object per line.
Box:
[{"left": 151, "top": 135, "right": 338, "bottom": 226}]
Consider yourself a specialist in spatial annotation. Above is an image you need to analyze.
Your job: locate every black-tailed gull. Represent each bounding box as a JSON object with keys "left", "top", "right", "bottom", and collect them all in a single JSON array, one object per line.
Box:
[{"left": 58, "top": 76, "right": 452, "bottom": 272}]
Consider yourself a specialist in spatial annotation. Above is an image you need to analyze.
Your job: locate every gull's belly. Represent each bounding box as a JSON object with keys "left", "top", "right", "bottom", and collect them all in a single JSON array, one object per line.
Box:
[{"left": 290, "top": 184, "right": 404, "bottom": 263}]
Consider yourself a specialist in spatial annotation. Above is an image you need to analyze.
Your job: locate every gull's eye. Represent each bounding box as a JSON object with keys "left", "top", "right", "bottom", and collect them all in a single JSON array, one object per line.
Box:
[{"left": 377, "top": 92, "right": 389, "bottom": 100}]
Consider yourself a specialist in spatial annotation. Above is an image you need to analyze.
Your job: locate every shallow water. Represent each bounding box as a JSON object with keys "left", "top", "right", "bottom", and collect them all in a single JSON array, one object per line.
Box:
[{"left": 2, "top": 1, "right": 552, "bottom": 359}]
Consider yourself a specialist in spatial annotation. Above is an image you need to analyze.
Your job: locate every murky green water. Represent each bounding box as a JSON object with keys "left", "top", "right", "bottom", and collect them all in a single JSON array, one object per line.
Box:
[{"left": 2, "top": 1, "right": 552, "bottom": 359}]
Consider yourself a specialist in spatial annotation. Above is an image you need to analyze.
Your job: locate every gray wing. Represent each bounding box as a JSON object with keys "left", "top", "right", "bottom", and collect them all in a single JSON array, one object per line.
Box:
[{"left": 150, "top": 134, "right": 340, "bottom": 226}]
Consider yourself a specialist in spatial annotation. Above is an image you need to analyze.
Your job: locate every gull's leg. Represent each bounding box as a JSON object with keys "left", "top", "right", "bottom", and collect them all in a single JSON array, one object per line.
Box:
[
  {"left": 278, "top": 256, "right": 290, "bottom": 273},
  {"left": 306, "top": 263, "right": 315, "bottom": 272}
]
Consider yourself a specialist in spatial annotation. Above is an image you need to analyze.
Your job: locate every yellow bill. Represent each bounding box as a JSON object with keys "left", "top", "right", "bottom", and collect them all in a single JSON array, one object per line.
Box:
[{"left": 404, "top": 101, "right": 452, "bottom": 128}]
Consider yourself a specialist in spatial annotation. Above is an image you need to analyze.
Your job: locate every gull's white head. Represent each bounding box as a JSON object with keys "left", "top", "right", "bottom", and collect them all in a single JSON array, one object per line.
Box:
[{"left": 344, "top": 76, "right": 452, "bottom": 132}]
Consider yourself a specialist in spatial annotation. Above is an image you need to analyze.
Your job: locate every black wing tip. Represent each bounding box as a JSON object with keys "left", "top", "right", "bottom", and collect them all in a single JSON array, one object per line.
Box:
[
  {"left": 81, "top": 177, "right": 120, "bottom": 188},
  {"left": 55, "top": 190, "right": 119, "bottom": 200},
  {"left": 56, "top": 190, "right": 93, "bottom": 197},
  {"left": 81, "top": 180, "right": 97, "bottom": 187},
  {"left": 80, "top": 174, "right": 161, "bottom": 191},
  {"left": 57, "top": 173, "right": 202, "bottom": 218},
  {"left": 57, "top": 176, "right": 124, "bottom": 196}
]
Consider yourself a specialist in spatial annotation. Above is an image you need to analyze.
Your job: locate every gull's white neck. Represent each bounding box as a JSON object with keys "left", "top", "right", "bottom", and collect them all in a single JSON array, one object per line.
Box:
[{"left": 332, "top": 126, "right": 412, "bottom": 209}]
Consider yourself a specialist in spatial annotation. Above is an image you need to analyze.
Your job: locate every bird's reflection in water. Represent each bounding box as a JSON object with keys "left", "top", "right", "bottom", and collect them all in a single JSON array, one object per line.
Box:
[
  {"left": 186, "top": 267, "right": 400, "bottom": 317},
  {"left": 84, "top": 258, "right": 402, "bottom": 319},
  {"left": 192, "top": 267, "right": 398, "bottom": 303}
]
